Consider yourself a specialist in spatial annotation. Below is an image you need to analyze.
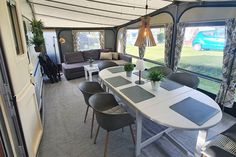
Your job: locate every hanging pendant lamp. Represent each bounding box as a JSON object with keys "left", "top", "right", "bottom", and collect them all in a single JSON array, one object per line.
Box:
[{"left": 134, "top": 0, "right": 156, "bottom": 47}]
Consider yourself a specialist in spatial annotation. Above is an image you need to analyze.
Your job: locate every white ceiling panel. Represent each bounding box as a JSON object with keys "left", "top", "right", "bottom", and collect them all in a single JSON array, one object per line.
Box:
[{"left": 30, "top": 0, "right": 234, "bottom": 28}]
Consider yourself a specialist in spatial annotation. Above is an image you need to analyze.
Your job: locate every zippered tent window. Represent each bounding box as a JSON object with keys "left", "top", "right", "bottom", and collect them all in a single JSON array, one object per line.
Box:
[{"left": 72, "top": 30, "right": 105, "bottom": 51}]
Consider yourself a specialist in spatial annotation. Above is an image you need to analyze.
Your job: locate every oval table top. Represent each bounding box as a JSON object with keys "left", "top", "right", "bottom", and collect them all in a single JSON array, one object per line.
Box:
[{"left": 99, "top": 66, "right": 222, "bottom": 130}]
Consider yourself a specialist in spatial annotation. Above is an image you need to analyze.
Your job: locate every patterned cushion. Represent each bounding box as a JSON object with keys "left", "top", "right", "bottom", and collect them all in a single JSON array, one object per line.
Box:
[
  {"left": 100, "top": 52, "right": 112, "bottom": 60},
  {"left": 103, "top": 105, "right": 127, "bottom": 114},
  {"left": 64, "top": 52, "right": 84, "bottom": 64}
]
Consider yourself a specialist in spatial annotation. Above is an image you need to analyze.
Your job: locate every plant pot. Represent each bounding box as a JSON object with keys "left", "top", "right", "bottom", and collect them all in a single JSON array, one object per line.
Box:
[
  {"left": 34, "top": 46, "right": 42, "bottom": 52},
  {"left": 151, "top": 81, "right": 160, "bottom": 91},
  {"left": 126, "top": 71, "right": 132, "bottom": 77},
  {"left": 89, "top": 62, "right": 93, "bottom": 67}
]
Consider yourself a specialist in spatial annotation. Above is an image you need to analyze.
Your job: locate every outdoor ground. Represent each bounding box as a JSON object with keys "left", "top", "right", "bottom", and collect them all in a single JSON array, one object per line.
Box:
[{"left": 126, "top": 44, "right": 223, "bottom": 94}]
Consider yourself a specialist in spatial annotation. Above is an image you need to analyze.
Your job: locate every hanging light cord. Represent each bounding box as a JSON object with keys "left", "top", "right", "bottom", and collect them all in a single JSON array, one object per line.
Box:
[{"left": 145, "top": 0, "right": 148, "bottom": 15}]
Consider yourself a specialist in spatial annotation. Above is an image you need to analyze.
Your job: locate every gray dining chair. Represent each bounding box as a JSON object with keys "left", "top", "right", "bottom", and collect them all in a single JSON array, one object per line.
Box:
[
  {"left": 148, "top": 66, "right": 173, "bottom": 76},
  {"left": 78, "top": 81, "right": 105, "bottom": 138},
  {"left": 98, "top": 61, "right": 118, "bottom": 71},
  {"left": 202, "top": 124, "right": 236, "bottom": 157},
  {"left": 167, "top": 72, "right": 200, "bottom": 89},
  {"left": 89, "top": 93, "right": 135, "bottom": 157}
]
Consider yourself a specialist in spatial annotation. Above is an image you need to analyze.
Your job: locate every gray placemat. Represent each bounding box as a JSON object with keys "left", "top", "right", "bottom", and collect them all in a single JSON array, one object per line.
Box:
[
  {"left": 133, "top": 70, "right": 149, "bottom": 79},
  {"left": 160, "top": 79, "right": 183, "bottom": 91},
  {"left": 105, "top": 76, "right": 131, "bottom": 87},
  {"left": 120, "top": 85, "right": 155, "bottom": 103},
  {"left": 107, "top": 66, "right": 124, "bottom": 73},
  {"left": 170, "top": 97, "right": 220, "bottom": 126}
]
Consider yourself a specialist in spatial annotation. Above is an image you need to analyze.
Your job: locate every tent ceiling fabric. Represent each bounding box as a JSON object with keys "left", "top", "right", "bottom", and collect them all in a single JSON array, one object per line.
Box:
[{"left": 30, "top": 0, "right": 232, "bottom": 28}]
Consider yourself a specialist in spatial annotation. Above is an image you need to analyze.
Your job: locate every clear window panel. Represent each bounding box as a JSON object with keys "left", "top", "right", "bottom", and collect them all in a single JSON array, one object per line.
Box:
[
  {"left": 132, "top": 58, "right": 158, "bottom": 69},
  {"left": 126, "top": 28, "right": 165, "bottom": 63},
  {"left": 78, "top": 32, "right": 101, "bottom": 51},
  {"left": 126, "top": 29, "right": 139, "bottom": 57},
  {"left": 198, "top": 78, "right": 221, "bottom": 94},
  {"left": 179, "top": 26, "right": 225, "bottom": 80}
]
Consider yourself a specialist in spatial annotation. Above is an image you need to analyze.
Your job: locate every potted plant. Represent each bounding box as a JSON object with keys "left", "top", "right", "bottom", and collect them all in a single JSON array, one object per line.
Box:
[
  {"left": 148, "top": 70, "right": 165, "bottom": 91},
  {"left": 30, "top": 19, "right": 44, "bottom": 52},
  {"left": 124, "top": 63, "right": 134, "bottom": 77},
  {"left": 88, "top": 58, "right": 94, "bottom": 67}
]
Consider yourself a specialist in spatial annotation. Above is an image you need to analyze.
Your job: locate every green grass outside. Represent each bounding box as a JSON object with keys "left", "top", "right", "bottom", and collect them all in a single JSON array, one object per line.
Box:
[{"left": 126, "top": 44, "right": 223, "bottom": 94}]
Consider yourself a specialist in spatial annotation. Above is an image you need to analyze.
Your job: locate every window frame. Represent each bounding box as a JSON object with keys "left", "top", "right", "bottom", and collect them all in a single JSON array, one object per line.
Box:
[
  {"left": 125, "top": 25, "right": 166, "bottom": 66},
  {"left": 177, "top": 21, "right": 226, "bottom": 94},
  {"left": 73, "top": 30, "right": 105, "bottom": 51},
  {"left": 7, "top": 0, "right": 24, "bottom": 55}
]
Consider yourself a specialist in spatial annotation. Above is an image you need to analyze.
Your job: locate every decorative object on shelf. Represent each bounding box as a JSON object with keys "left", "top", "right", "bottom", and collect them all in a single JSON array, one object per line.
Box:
[
  {"left": 59, "top": 37, "right": 66, "bottom": 44},
  {"left": 135, "top": 59, "right": 145, "bottom": 85},
  {"left": 124, "top": 63, "right": 134, "bottom": 77},
  {"left": 88, "top": 58, "right": 94, "bottom": 67},
  {"left": 30, "top": 19, "right": 44, "bottom": 52},
  {"left": 148, "top": 70, "right": 165, "bottom": 91}
]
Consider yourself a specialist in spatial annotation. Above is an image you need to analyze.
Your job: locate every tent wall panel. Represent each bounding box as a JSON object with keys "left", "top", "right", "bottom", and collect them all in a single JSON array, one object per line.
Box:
[
  {"left": 105, "top": 30, "right": 116, "bottom": 51},
  {"left": 57, "top": 29, "right": 116, "bottom": 62},
  {"left": 127, "top": 13, "right": 173, "bottom": 29},
  {"left": 180, "top": 7, "right": 236, "bottom": 23}
]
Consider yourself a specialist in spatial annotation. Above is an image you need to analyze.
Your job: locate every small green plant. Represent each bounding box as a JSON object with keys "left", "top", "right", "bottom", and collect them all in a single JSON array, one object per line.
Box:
[
  {"left": 124, "top": 63, "right": 134, "bottom": 72},
  {"left": 148, "top": 70, "right": 165, "bottom": 82}
]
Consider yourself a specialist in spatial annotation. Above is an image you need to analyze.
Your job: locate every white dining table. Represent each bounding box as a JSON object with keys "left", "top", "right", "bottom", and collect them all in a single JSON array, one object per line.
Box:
[{"left": 99, "top": 66, "right": 222, "bottom": 157}]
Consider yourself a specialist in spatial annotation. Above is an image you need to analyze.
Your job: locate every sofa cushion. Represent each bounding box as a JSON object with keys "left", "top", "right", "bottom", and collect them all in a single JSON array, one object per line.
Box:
[
  {"left": 62, "top": 60, "right": 102, "bottom": 73},
  {"left": 64, "top": 52, "right": 84, "bottom": 64},
  {"left": 82, "top": 49, "right": 100, "bottom": 60},
  {"left": 112, "top": 60, "right": 129, "bottom": 66},
  {"left": 100, "top": 52, "right": 112, "bottom": 60},
  {"left": 111, "top": 52, "right": 119, "bottom": 60}
]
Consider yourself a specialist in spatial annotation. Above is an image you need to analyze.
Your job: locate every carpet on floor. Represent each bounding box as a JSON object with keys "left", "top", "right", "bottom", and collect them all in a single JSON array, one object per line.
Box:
[{"left": 38, "top": 75, "right": 236, "bottom": 157}]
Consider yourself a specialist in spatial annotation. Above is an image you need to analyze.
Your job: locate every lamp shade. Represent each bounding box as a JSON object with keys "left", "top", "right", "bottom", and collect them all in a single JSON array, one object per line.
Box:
[
  {"left": 135, "top": 59, "right": 145, "bottom": 71},
  {"left": 135, "top": 17, "right": 156, "bottom": 47}
]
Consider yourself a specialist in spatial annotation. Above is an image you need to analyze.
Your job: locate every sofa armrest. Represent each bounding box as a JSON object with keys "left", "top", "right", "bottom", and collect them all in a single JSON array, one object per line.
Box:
[{"left": 119, "top": 53, "right": 132, "bottom": 63}]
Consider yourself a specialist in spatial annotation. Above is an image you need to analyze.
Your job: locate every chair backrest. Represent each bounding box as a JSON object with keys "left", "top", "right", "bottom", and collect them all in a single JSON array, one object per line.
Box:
[
  {"left": 89, "top": 93, "right": 118, "bottom": 112},
  {"left": 98, "top": 61, "right": 118, "bottom": 71},
  {"left": 167, "top": 72, "right": 200, "bottom": 89},
  {"left": 148, "top": 66, "right": 173, "bottom": 77},
  {"left": 89, "top": 93, "right": 134, "bottom": 131},
  {"left": 78, "top": 81, "right": 104, "bottom": 105}
]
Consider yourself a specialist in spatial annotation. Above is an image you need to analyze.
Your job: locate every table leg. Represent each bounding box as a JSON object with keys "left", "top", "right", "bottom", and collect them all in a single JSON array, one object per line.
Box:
[
  {"left": 89, "top": 71, "right": 93, "bottom": 81},
  {"left": 135, "top": 110, "right": 142, "bottom": 157},
  {"left": 195, "top": 129, "right": 207, "bottom": 157},
  {"left": 84, "top": 69, "right": 88, "bottom": 80}
]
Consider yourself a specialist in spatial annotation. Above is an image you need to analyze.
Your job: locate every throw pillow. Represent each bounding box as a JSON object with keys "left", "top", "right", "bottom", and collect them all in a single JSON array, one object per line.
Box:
[
  {"left": 100, "top": 52, "right": 112, "bottom": 60},
  {"left": 111, "top": 52, "right": 119, "bottom": 60}
]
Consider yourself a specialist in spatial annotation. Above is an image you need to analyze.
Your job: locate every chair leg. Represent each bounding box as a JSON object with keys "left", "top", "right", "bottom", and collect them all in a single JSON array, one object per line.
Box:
[
  {"left": 84, "top": 106, "right": 89, "bottom": 123},
  {"left": 94, "top": 125, "right": 100, "bottom": 144},
  {"left": 104, "top": 131, "right": 109, "bottom": 157},
  {"left": 90, "top": 110, "right": 95, "bottom": 139},
  {"left": 129, "top": 125, "right": 135, "bottom": 144}
]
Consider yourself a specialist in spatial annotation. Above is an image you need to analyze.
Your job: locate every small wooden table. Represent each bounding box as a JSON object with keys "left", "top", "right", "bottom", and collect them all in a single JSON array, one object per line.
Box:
[{"left": 83, "top": 64, "right": 99, "bottom": 81}]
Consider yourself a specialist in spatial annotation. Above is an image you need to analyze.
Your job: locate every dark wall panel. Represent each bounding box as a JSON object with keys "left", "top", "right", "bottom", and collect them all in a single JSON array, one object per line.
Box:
[
  {"left": 59, "top": 30, "right": 74, "bottom": 53},
  {"left": 105, "top": 30, "right": 115, "bottom": 51}
]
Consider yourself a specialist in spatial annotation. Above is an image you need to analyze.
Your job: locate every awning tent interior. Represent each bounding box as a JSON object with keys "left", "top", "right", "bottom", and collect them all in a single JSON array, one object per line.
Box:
[{"left": 30, "top": 0, "right": 232, "bottom": 28}]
